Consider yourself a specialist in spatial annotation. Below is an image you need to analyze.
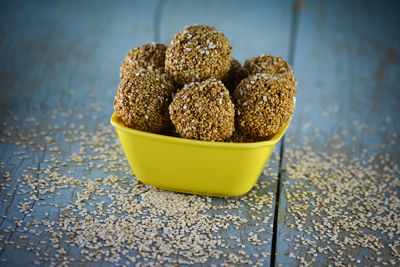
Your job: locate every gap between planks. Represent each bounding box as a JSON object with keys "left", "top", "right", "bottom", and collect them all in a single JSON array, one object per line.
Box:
[
  {"left": 154, "top": 0, "right": 167, "bottom": 42},
  {"left": 152, "top": 1, "right": 301, "bottom": 265},
  {"left": 270, "top": 0, "right": 300, "bottom": 266}
]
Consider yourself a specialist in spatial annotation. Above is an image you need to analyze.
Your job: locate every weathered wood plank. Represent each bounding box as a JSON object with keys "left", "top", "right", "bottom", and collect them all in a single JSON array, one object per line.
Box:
[
  {"left": 160, "top": 0, "right": 293, "bottom": 265},
  {"left": 276, "top": 0, "right": 400, "bottom": 266},
  {"left": 0, "top": 0, "right": 157, "bottom": 266},
  {"left": 160, "top": 0, "right": 293, "bottom": 63}
]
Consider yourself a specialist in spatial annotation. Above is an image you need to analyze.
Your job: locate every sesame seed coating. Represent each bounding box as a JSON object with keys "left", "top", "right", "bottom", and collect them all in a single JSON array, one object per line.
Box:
[
  {"left": 233, "top": 74, "right": 295, "bottom": 138},
  {"left": 165, "top": 25, "right": 232, "bottom": 85},
  {"left": 169, "top": 79, "right": 235, "bottom": 141},
  {"left": 120, "top": 43, "right": 167, "bottom": 78},
  {"left": 114, "top": 68, "right": 175, "bottom": 133},
  {"left": 222, "top": 58, "right": 246, "bottom": 93},
  {"left": 243, "top": 54, "right": 297, "bottom": 93}
]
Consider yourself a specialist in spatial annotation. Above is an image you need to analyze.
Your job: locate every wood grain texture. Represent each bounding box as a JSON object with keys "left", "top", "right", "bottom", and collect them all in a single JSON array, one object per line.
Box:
[
  {"left": 160, "top": 0, "right": 293, "bottom": 265},
  {"left": 0, "top": 0, "right": 294, "bottom": 266},
  {"left": 0, "top": 0, "right": 157, "bottom": 266},
  {"left": 2, "top": 0, "right": 398, "bottom": 266},
  {"left": 276, "top": 0, "right": 400, "bottom": 266},
  {"left": 160, "top": 0, "right": 293, "bottom": 63}
]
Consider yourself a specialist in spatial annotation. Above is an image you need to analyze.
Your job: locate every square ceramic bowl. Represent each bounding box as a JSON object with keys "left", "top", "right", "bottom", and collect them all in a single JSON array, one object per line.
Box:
[{"left": 111, "top": 110, "right": 293, "bottom": 197}]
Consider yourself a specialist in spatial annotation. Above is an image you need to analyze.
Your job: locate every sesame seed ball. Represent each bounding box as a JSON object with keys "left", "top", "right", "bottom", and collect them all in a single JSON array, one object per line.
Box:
[
  {"left": 243, "top": 54, "right": 297, "bottom": 93},
  {"left": 114, "top": 68, "right": 175, "bottom": 133},
  {"left": 233, "top": 74, "right": 295, "bottom": 138},
  {"left": 169, "top": 79, "right": 235, "bottom": 141},
  {"left": 165, "top": 25, "right": 232, "bottom": 85},
  {"left": 222, "top": 58, "right": 246, "bottom": 93},
  {"left": 120, "top": 43, "right": 167, "bottom": 78}
]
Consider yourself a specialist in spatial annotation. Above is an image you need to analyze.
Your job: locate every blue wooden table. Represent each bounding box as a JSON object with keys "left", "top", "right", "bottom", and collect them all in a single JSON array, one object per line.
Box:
[{"left": 0, "top": 0, "right": 399, "bottom": 266}]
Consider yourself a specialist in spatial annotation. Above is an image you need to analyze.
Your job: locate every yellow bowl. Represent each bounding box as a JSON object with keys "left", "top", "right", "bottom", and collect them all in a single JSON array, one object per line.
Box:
[{"left": 110, "top": 112, "right": 293, "bottom": 197}]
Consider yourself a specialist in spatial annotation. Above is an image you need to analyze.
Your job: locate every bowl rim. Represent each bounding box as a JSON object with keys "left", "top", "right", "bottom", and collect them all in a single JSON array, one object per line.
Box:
[{"left": 110, "top": 110, "right": 293, "bottom": 149}]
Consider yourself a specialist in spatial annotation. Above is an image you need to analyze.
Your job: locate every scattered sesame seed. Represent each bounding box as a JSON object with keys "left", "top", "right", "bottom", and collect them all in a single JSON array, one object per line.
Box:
[{"left": 0, "top": 103, "right": 283, "bottom": 265}]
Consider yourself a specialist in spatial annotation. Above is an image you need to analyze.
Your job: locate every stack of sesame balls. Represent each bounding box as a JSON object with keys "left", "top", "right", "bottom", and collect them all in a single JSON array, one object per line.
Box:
[{"left": 114, "top": 25, "right": 297, "bottom": 142}]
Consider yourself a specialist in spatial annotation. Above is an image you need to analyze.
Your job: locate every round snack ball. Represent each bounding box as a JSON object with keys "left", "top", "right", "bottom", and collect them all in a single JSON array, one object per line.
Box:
[
  {"left": 222, "top": 58, "right": 246, "bottom": 93},
  {"left": 114, "top": 68, "right": 175, "bottom": 133},
  {"left": 165, "top": 25, "right": 232, "bottom": 85},
  {"left": 169, "top": 79, "right": 235, "bottom": 141},
  {"left": 233, "top": 73, "right": 295, "bottom": 138},
  {"left": 243, "top": 54, "right": 297, "bottom": 93},
  {"left": 120, "top": 43, "right": 167, "bottom": 78}
]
